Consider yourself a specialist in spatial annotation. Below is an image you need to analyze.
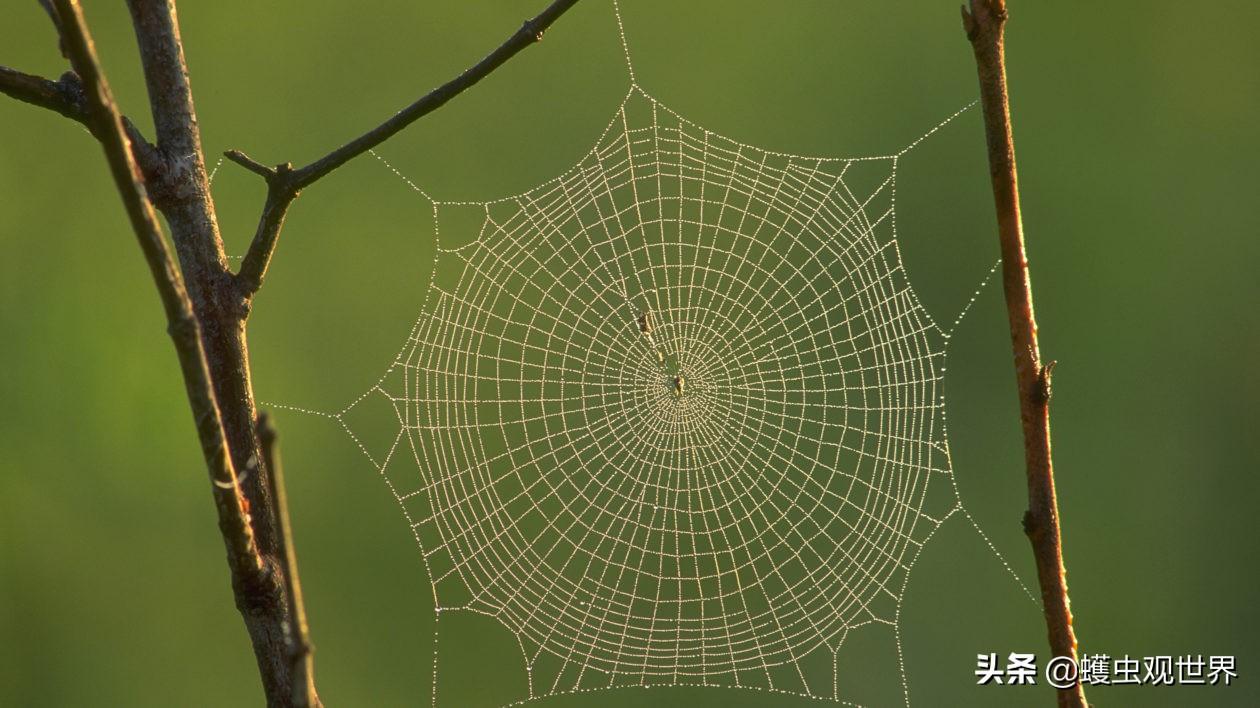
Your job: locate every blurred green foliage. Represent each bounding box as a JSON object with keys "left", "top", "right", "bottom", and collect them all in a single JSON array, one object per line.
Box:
[{"left": 1, "top": 1, "right": 1257, "bottom": 706}]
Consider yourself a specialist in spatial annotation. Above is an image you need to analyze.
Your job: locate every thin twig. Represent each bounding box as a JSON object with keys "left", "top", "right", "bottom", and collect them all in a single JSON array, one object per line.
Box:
[
  {"left": 225, "top": 148, "right": 277, "bottom": 179},
  {"left": 5, "top": 1, "right": 583, "bottom": 704},
  {"left": 49, "top": 0, "right": 264, "bottom": 582},
  {"left": 0, "top": 65, "right": 81, "bottom": 120},
  {"left": 37, "top": 0, "right": 69, "bottom": 58},
  {"left": 961, "top": 2, "right": 1086, "bottom": 706},
  {"left": 229, "top": 0, "right": 582, "bottom": 298},
  {"left": 259, "top": 413, "right": 317, "bottom": 708},
  {"left": 123, "top": 3, "right": 323, "bottom": 704},
  {"left": 0, "top": 65, "right": 162, "bottom": 175}
]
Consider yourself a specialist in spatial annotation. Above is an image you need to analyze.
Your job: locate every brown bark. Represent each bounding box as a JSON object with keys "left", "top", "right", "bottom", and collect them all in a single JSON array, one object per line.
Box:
[
  {"left": 123, "top": 3, "right": 301, "bottom": 702},
  {"left": 961, "top": 2, "right": 1086, "bottom": 706},
  {"left": 2, "top": 0, "right": 583, "bottom": 705},
  {"left": 47, "top": 0, "right": 291, "bottom": 700}
]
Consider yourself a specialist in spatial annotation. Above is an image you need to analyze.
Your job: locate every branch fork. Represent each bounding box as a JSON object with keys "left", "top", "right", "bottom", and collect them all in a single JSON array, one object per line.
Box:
[
  {"left": 1, "top": 1, "right": 582, "bottom": 705},
  {"left": 6, "top": 2, "right": 1086, "bottom": 707},
  {"left": 223, "top": 0, "right": 580, "bottom": 300}
]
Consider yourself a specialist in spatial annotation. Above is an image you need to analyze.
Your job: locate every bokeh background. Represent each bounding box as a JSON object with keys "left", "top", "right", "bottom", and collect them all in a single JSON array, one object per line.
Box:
[{"left": 1, "top": 1, "right": 1257, "bottom": 706}]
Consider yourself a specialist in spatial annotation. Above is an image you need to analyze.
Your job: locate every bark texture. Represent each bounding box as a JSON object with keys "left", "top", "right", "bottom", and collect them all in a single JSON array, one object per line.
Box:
[
  {"left": 962, "top": 2, "right": 1087, "bottom": 706},
  {"left": 1, "top": 1, "right": 582, "bottom": 704}
]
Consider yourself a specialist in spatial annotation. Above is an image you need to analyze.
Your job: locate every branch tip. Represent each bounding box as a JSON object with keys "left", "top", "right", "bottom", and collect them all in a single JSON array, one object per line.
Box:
[
  {"left": 965, "top": 0, "right": 1008, "bottom": 36},
  {"left": 960, "top": 5, "right": 977, "bottom": 39},
  {"left": 225, "top": 149, "right": 276, "bottom": 179},
  {"left": 226, "top": 0, "right": 581, "bottom": 302}
]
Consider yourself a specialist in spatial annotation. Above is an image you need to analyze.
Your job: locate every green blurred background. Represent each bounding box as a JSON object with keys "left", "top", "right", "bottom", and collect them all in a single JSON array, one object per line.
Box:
[{"left": 1, "top": 1, "right": 1257, "bottom": 706}]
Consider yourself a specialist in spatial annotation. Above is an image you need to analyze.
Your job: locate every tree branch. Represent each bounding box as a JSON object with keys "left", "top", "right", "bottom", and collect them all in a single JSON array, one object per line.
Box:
[
  {"left": 122, "top": 3, "right": 323, "bottom": 704},
  {"left": 38, "top": 0, "right": 69, "bottom": 59},
  {"left": 0, "top": 65, "right": 80, "bottom": 120},
  {"left": 6, "top": 0, "right": 585, "bottom": 704},
  {"left": 259, "top": 413, "right": 317, "bottom": 707},
  {"left": 229, "top": 0, "right": 581, "bottom": 298},
  {"left": 49, "top": 0, "right": 264, "bottom": 588},
  {"left": 0, "top": 65, "right": 162, "bottom": 176},
  {"left": 961, "top": 2, "right": 1086, "bottom": 706}
]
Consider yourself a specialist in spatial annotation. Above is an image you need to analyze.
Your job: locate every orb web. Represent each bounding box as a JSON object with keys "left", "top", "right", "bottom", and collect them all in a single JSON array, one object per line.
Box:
[
  {"left": 246, "top": 4, "right": 1053, "bottom": 705},
  {"left": 345, "top": 82, "right": 982, "bottom": 704}
]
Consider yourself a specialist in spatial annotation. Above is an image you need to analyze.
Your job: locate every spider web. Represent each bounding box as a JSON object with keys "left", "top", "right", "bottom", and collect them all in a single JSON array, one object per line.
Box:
[{"left": 266, "top": 3, "right": 1035, "bottom": 705}]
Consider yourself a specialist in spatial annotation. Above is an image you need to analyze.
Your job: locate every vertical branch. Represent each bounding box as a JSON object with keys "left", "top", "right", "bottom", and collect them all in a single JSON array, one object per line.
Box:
[
  {"left": 122, "top": 2, "right": 321, "bottom": 703},
  {"left": 125, "top": 0, "right": 233, "bottom": 288},
  {"left": 48, "top": 0, "right": 264, "bottom": 586},
  {"left": 259, "top": 414, "right": 317, "bottom": 707},
  {"left": 4, "top": 1, "right": 580, "bottom": 704},
  {"left": 961, "top": 2, "right": 1086, "bottom": 706}
]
